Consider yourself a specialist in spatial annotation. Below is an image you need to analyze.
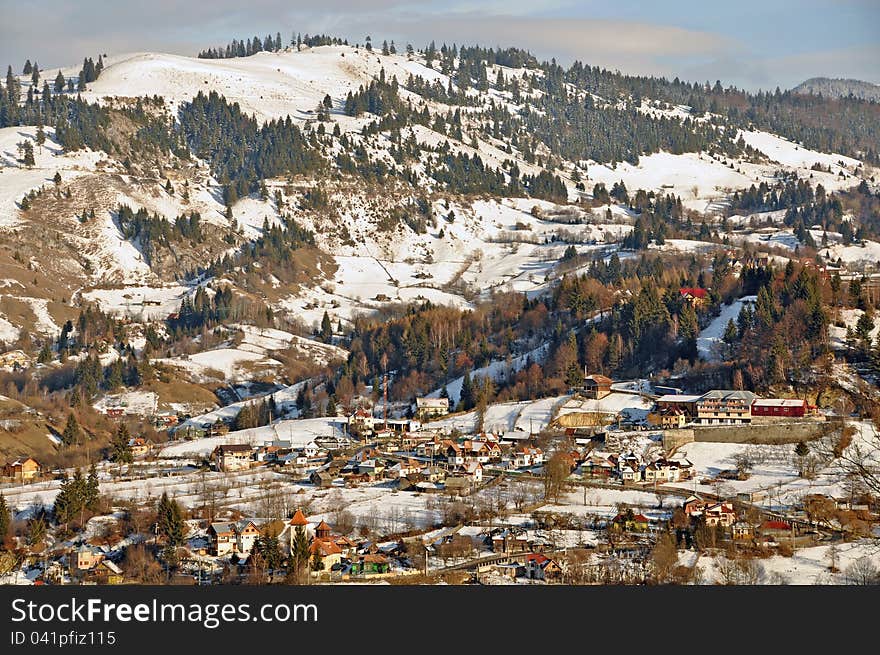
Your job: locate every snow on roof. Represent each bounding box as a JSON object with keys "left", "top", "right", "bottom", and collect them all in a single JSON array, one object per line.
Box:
[
  {"left": 657, "top": 394, "right": 702, "bottom": 403},
  {"left": 698, "top": 390, "right": 757, "bottom": 402},
  {"left": 752, "top": 398, "right": 806, "bottom": 407}
]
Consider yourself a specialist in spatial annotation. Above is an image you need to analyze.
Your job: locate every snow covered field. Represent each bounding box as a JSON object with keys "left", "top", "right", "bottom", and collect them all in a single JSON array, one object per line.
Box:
[
  {"left": 0, "top": 125, "right": 105, "bottom": 229},
  {"left": 154, "top": 324, "right": 345, "bottom": 382},
  {"left": 695, "top": 540, "right": 880, "bottom": 585},
  {"left": 160, "top": 416, "right": 350, "bottom": 457}
]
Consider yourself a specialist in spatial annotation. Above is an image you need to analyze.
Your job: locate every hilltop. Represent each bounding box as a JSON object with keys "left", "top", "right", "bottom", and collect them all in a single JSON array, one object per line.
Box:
[{"left": 793, "top": 77, "right": 880, "bottom": 102}]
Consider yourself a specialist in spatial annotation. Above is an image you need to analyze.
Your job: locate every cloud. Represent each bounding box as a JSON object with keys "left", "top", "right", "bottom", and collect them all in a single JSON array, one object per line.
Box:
[
  {"left": 0, "top": 1, "right": 876, "bottom": 91},
  {"left": 678, "top": 44, "right": 880, "bottom": 90}
]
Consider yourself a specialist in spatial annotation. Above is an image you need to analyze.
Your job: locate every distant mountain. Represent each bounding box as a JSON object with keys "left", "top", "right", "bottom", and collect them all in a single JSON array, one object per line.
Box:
[{"left": 792, "top": 77, "right": 880, "bottom": 102}]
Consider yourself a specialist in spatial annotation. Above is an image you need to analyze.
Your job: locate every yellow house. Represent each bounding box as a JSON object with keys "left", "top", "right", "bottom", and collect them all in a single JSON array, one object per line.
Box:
[{"left": 2, "top": 457, "right": 41, "bottom": 481}]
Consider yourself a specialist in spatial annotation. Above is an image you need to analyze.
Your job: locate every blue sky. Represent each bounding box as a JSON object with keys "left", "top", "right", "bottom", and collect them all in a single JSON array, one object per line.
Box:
[{"left": 1, "top": 0, "right": 877, "bottom": 90}]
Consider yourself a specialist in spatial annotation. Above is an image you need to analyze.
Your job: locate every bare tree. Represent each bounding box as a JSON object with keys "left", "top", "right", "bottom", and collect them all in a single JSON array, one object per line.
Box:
[{"left": 845, "top": 557, "right": 880, "bottom": 585}]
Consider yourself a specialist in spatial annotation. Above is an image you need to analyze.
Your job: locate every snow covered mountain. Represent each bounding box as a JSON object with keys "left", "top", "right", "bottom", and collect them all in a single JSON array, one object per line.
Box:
[
  {"left": 793, "top": 77, "right": 880, "bottom": 102},
  {"left": 0, "top": 42, "right": 876, "bottom": 340}
]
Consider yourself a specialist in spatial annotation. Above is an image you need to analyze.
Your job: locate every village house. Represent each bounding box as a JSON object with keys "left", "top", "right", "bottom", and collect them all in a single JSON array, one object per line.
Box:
[
  {"left": 128, "top": 437, "right": 151, "bottom": 457},
  {"left": 236, "top": 520, "right": 262, "bottom": 554},
  {"left": 579, "top": 454, "right": 615, "bottom": 478},
  {"left": 91, "top": 560, "right": 124, "bottom": 585},
  {"left": 611, "top": 512, "right": 650, "bottom": 532},
  {"left": 310, "top": 470, "right": 336, "bottom": 487},
  {"left": 583, "top": 374, "right": 613, "bottom": 399},
  {"left": 732, "top": 522, "right": 754, "bottom": 540},
  {"left": 154, "top": 413, "right": 179, "bottom": 429},
  {"left": 522, "top": 553, "right": 562, "bottom": 581},
  {"left": 208, "top": 522, "right": 236, "bottom": 556},
  {"left": 490, "top": 527, "right": 530, "bottom": 554},
  {"left": 212, "top": 444, "right": 254, "bottom": 472},
  {"left": 703, "top": 502, "right": 737, "bottom": 527},
  {"left": 415, "top": 397, "right": 450, "bottom": 420},
  {"left": 445, "top": 441, "right": 465, "bottom": 466},
  {"left": 208, "top": 421, "right": 230, "bottom": 437},
  {"left": 450, "top": 461, "right": 483, "bottom": 483},
  {"left": 355, "top": 459, "right": 385, "bottom": 479},
  {"left": 389, "top": 459, "right": 422, "bottom": 479},
  {"left": 499, "top": 429, "right": 531, "bottom": 445},
  {"left": 513, "top": 446, "right": 544, "bottom": 469},
  {"left": 758, "top": 520, "right": 793, "bottom": 540},
  {"left": 0, "top": 349, "right": 32, "bottom": 371},
  {"left": 694, "top": 390, "right": 756, "bottom": 424},
  {"left": 643, "top": 457, "right": 693, "bottom": 483},
  {"left": 679, "top": 287, "right": 709, "bottom": 307},
  {"left": 615, "top": 452, "right": 643, "bottom": 483},
  {"left": 684, "top": 496, "right": 737, "bottom": 527},
  {"left": 350, "top": 553, "right": 391, "bottom": 575},
  {"left": 647, "top": 405, "right": 687, "bottom": 429},
  {"left": 2, "top": 456, "right": 41, "bottom": 481},
  {"left": 420, "top": 466, "right": 447, "bottom": 483},
  {"left": 443, "top": 475, "right": 473, "bottom": 496},
  {"left": 208, "top": 520, "right": 260, "bottom": 556},
  {"left": 348, "top": 407, "right": 376, "bottom": 433},
  {"left": 656, "top": 394, "right": 702, "bottom": 419},
  {"left": 415, "top": 436, "right": 446, "bottom": 459},
  {"left": 70, "top": 544, "right": 104, "bottom": 572},
  {"left": 750, "top": 398, "right": 813, "bottom": 418}
]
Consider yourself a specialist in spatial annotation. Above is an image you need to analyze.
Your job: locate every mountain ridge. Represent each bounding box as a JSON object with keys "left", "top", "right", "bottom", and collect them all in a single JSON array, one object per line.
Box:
[{"left": 792, "top": 76, "right": 880, "bottom": 102}]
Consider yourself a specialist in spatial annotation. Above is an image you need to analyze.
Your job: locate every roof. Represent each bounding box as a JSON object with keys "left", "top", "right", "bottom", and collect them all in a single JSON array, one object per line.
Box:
[
  {"left": 310, "top": 539, "right": 342, "bottom": 556},
  {"left": 361, "top": 553, "right": 389, "bottom": 563},
  {"left": 584, "top": 374, "right": 613, "bottom": 385},
  {"left": 101, "top": 560, "right": 123, "bottom": 574},
  {"left": 7, "top": 457, "right": 39, "bottom": 466},
  {"left": 525, "top": 553, "right": 550, "bottom": 565},
  {"left": 315, "top": 520, "right": 332, "bottom": 532},
  {"left": 210, "top": 522, "right": 235, "bottom": 534},
  {"left": 699, "top": 390, "right": 757, "bottom": 402},
  {"left": 216, "top": 443, "right": 252, "bottom": 454},
  {"left": 657, "top": 394, "right": 702, "bottom": 403},
  {"left": 752, "top": 398, "right": 806, "bottom": 408},
  {"left": 680, "top": 287, "right": 708, "bottom": 298},
  {"left": 761, "top": 520, "right": 792, "bottom": 531},
  {"left": 289, "top": 509, "right": 309, "bottom": 526},
  {"left": 416, "top": 397, "right": 449, "bottom": 408}
]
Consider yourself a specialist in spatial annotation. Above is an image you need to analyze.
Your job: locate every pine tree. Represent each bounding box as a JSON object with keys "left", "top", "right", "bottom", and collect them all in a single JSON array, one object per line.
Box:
[
  {"left": 110, "top": 423, "right": 134, "bottom": 464},
  {"left": 54, "top": 70, "right": 65, "bottom": 93},
  {"left": 288, "top": 524, "right": 310, "bottom": 582},
  {"left": 62, "top": 412, "right": 82, "bottom": 446},
  {"left": 20, "top": 140, "right": 35, "bottom": 167},
  {"left": 35, "top": 117, "right": 45, "bottom": 154},
  {"left": 320, "top": 311, "right": 333, "bottom": 343},
  {"left": 460, "top": 369, "right": 474, "bottom": 410},
  {"left": 86, "top": 464, "right": 100, "bottom": 510},
  {"left": 157, "top": 492, "right": 185, "bottom": 547},
  {"left": 37, "top": 341, "right": 52, "bottom": 363},
  {"left": 0, "top": 493, "right": 9, "bottom": 545}
]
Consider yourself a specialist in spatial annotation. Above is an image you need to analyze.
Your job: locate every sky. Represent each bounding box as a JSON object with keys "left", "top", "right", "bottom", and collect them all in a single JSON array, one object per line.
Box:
[{"left": 1, "top": 0, "right": 878, "bottom": 91}]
